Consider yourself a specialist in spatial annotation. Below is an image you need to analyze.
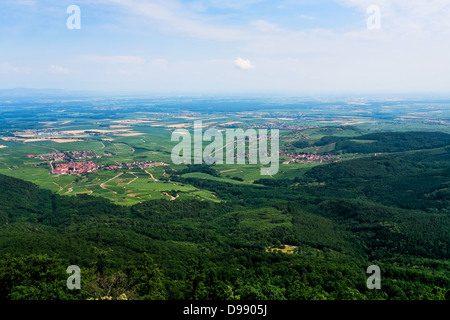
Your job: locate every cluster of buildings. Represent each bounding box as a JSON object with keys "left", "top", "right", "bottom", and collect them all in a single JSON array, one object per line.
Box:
[
  {"left": 30, "top": 150, "right": 111, "bottom": 162},
  {"left": 244, "top": 123, "right": 318, "bottom": 131},
  {"left": 52, "top": 161, "right": 98, "bottom": 175},
  {"left": 51, "top": 159, "right": 168, "bottom": 175},
  {"left": 280, "top": 152, "right": 339, "bottom": 164},
  {"left": 70, "top": 150, "right": 100, "bottom": 160},
  {"left": 103, "top": 161, "right": 168, "bottom": 171},
  {"left": 34, "top": 153, "right": 69, "bottom": 162},
  {"left": 30, "top": 150, "right": 169, "bottom": 175}
]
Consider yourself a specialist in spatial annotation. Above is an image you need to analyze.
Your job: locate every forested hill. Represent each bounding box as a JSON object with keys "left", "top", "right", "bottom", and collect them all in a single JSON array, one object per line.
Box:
[
  {"left": 0, "top": 174, "right": 53, "bottom": 224},
  {"left": 1, "top": 145, "right": 449, "bottom": 301},
  {"left": 0, "top": 174, "right": 127, "bottom": 225},
  {"left": 314, "top": 131, "right": 450, "bottom": 154}
]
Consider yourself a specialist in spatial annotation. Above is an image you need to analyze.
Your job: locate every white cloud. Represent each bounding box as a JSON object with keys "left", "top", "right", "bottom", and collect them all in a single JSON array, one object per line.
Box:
[
  {"left": 0, "top": 62, "right": 30, "bottom": 74},
  {"left": 234, "top": 57, "right": 254, "bottom": 70},
  {"left": 298, "top": 14, "right": 316, "bottom": 21},
  {"left": 0, "top": 63, "right": 19, "bottom": 74},
  {"left": 108, "top": 0, "right": 248, "bottom": 41},
  {"left": 208, "top": 0, "right": 263, "bottom": 10},
  {"left": 152, "top": 58, "right": 169, "bottom": 68},
  {"left": 250, "top": 20, "right": 282, "bottom": 33},
  {"left": 78, "top": 55, "right": 145, "bottom": 64},
  {"left": 5, "top": 0, "right": 36, "bottom": 6},
  {"left": 50, "top": 64, "right": 70, "bottom": 74}
]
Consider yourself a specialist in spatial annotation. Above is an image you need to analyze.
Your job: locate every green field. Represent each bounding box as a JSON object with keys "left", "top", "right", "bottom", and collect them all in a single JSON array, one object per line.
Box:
[{"left": 1, "top": 102, "right": 449, "bottom": 208}]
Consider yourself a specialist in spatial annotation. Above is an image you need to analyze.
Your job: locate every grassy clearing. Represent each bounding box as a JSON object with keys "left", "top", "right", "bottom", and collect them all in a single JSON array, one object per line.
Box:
[
  {"left": 182, "top": 172, "right": 248, "bottom": 184},
  {"left": 266, "top": 245, "right": 298, "bottom": 254}
]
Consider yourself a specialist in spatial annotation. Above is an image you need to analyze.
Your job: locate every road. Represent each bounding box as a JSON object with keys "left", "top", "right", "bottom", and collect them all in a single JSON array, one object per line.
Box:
[
  {"left": 100, "top": 172, "right": 124, "bottom": 194},
  {"left": 145, "top": 170, "right": 159, "bottom": 181}
]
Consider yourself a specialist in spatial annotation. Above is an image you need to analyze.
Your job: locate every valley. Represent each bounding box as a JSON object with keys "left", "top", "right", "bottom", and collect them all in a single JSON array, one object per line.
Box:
[{"left": 0, "top": 95, "right": 449, "bottom": 301}]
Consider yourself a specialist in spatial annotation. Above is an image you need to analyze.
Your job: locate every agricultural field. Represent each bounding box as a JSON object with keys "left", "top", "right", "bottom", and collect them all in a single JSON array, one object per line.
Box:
[{"left": 1, "top": 97, "right": 449, "bottom": 206}]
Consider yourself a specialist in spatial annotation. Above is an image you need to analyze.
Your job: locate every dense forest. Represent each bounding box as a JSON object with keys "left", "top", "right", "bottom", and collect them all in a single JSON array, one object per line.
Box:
[
  {"left": 314, "top": 131, "right": 450, "bottom": 154},
  {"left": 0, "top": 139, "right": 449, "bottom": 300}
]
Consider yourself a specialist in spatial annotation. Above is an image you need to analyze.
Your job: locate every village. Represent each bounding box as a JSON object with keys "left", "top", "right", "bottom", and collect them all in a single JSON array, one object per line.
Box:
[
  {"left": 280, "top": 151, "right": 339, "bottom": 164},
  {"left": 30, "top": 150, "right": 107, "bottom": 162},
  {"left": 33, "top": 152, "right": 69, "bottom": 162},
  {"left": 27, "top": 151, "right": 168, "bottom": 175},
  {"left": 70, "top": 150, "right": 101, "bottom": 160},
  {"left": 51, "top": 161, "right": 98, "bottom": 175},
  {"left": 51, "top": 160, "right": 168, "bottom": 175},
  {"left": 243, "top": 122, "right": 319, "bottom": 131}
]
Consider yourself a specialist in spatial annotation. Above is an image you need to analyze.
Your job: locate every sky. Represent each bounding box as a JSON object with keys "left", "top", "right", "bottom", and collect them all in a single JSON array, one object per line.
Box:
[{"left": 0, "top": 0, "right": 450, "bottom": 95}]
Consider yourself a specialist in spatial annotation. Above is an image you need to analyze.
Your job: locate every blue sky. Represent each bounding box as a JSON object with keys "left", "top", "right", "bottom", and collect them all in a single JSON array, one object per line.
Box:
[{"left": 1, "top": 0, "right": 450, "bottom": 94}]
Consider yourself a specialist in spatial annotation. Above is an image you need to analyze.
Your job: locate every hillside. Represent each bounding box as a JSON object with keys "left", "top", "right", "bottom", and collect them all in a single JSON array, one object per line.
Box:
[
  {"left": 1, "top": 144, "right": 449, "bottom": 300},
  {"left": 313, "top": 131, "right": 450, "bottom": 154}
]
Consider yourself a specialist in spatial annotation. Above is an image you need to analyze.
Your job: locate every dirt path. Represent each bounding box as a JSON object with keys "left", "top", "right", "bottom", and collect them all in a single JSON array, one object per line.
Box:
[
  {"left": 53, "top": 181, "right": 63, "bottom": 192},
  {"left": 59, "top": 181, "right": 74, "bottom": 194},
  {"left": 100, "top": 172, "right": 123, "bottom": 194},
  {"left": 28, "top": 143, "right": 59, "bottom": 153},
  {"left": 162, "top": 192, "right": 179, "bottom": 201},
  {"left": 262, "top": 168, "right": 273, "bottom": 178},
  {"left": 0, "top": 161, "right": 12, "bottom": 170},
  {"left": 145, "top": 170, "right": 159, "bottom": 181},
  {"left": 126, "top": 193, "right": 143, "bottom": 201},
  {"left": 124, "top": 172, "right": 139, "bottom": 187},
  {"left": 209, "top": 139, "right": 234, "bottom": 156}
]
